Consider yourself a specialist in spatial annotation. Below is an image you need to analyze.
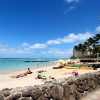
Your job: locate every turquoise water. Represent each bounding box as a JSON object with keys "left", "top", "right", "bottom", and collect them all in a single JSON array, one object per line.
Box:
[{"left": 0, "top": 58, "right": 68, "bottom": 74}]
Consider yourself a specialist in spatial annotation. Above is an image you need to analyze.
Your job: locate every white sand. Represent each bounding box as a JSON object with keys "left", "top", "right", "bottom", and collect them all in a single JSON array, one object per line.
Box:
[{"left": 0, "top": 63, "right": 100, "bottom": 90}]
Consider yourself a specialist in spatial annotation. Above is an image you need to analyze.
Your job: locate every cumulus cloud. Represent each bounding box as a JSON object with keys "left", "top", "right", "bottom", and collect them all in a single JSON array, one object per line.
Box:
[
  {"left": 46, "top": 32, "right": 92, "bottom": 45},
  {"left": 0, "top": 47, "right": 33, "bottom": 55},
  {"left": 0, "top": 29, "right": 94, "bottom": 57},
  {"left": 65, "top": 0, "right": 79, "bottom": 3},
  {"left": 24, "top": 48, "right": 31, "bottom": 51},
  {"left": 95, "top": 26, "right": 100, "bottom": 33},
  {"left": 0, "top": 43, "right": 8, "bottom": 47},
  {"left": 22, "top": 42, "right": 30, "bottom": 47},
  {"left": 29, "top": 43, "right": 47, "bottom": 49},
  {"left": 41, "top": 48, "right": 73, "bottom": 57},
  {"left": 0, "top": 43, "right": 47, "bottom": 56},
  {"left": 46, "top": 38, "right": 62, "bottom": 45}
]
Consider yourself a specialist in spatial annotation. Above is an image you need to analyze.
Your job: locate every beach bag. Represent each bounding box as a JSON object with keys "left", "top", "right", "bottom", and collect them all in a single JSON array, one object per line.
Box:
[{"left": 38, "top": 75, "right": 42, "bottom": 79}]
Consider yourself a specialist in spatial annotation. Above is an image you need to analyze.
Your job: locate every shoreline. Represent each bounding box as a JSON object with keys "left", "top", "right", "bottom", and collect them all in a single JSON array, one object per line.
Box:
[
  {"left": 0, "top": 64, "right": 58, "bottom": 90},
  {"left": 0, "top": 63, "right": 57, "bottom": 75},
  {"left": 0, "top": 61, "right": 57, "bottom": 74},
  {"left": 0, "top": 62, "right": 100, "bottom": 90}
]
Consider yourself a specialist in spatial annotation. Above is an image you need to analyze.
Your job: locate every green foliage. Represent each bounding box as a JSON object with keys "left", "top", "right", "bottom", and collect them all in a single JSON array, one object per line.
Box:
[{"left": 73, "top": 33, "right": 100, "bottom": 59}]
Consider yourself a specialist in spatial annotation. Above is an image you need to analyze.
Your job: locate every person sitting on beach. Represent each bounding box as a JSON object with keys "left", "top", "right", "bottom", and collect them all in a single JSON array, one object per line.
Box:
[{"left": 25, "top": 68, "right": 32, "bottom": 74}]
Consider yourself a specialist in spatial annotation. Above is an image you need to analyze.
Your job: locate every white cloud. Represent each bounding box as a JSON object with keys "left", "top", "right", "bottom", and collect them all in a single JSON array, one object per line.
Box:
[
  {"left": 95, "top": 26, "right": 100, "bottom": 33},
  {"left": 0, "top": 48, "right": 33, "bottom": 55},
  {"left": 24, "top": 48, "right": 31, "bottom": 51},
  {"left": 29, "top": 43, "right": 47, "bottom": 49},
  {"left": 0, "top": 43, "right": 47, "bottom": 56},
  {"left": 41, "top": 48, "right": 73, "bottom": 57},
  {"left": 0, "top": 43, "right": 8, "bottom": 47},
  {"left": 22, "top": 42, "right": 30, "bottom": 47},
  {"left": 64, "top": 6, "right": 75, "bottom": 13},
  {"left": 46, "top": 38, "right": 62, "bottom": 45},
  {"left": 65, "top": 0, "right": 79, "bottom": 3},
  {"left": 46, "top": 32, "right": 92, "bottom": 45},
  {"left": 0, "top": 28, "right": 94, "bottom": 57}
]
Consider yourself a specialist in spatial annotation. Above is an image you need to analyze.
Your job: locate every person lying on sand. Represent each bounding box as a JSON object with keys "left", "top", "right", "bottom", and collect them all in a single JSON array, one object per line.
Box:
[
  {"left": 10, "top": 75, "right": 20, "bottom": 78},
  {"left": 37, "top": 70, "right": 46, "bottom": 73},
  {"left": 9, "top": 68, "right": 32, "bottom": 78},
  {"left": 62, "top": 70, "right": 78, "bottom": 76},
  {"left": 72, "top": 70, "right": 78, "bottom": 76},
  {"left": 19, "top": 73, "right": 27, "bottom": 77},
  {"left": 25, "top": 68, "right": 33, "bottom": 74},
  {"left": 10, "top": 73, "right": 27, "bottom": 78}
]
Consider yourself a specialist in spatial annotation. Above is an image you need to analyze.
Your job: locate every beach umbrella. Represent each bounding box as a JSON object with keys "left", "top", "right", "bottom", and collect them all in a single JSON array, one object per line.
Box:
[
  {"left": 57, "top": 59, "right": 65, "bottom": 64},
  {"left": 66, "top": 59, "right": 71, "bottom": 62}
]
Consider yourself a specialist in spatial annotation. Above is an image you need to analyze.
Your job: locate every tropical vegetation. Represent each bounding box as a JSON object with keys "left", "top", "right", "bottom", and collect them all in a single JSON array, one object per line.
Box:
[{"left": 72, "top": 34, "right": 100, "bottom": 59}]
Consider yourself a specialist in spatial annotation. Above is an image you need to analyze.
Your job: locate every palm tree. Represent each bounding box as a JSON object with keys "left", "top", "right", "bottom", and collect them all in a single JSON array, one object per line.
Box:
[
  {"left": 94, "top": 34, "right": 100, "bottom": 42},
  {"left": 78, "top": 43, "right": 86, "bottom": 59},
  {"left": 85, "top": 34, "right": 100, "bottom": 60},
  {"left": 72, "top": 34, "right": 100, "bottom": 60},
  {"left": 87, "top": 37, "right": 95, "bottom": 46}
]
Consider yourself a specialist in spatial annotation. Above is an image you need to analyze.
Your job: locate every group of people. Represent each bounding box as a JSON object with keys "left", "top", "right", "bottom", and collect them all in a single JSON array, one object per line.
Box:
[{"left": 10, "top": 68, "right": 32, "bottom": 78}]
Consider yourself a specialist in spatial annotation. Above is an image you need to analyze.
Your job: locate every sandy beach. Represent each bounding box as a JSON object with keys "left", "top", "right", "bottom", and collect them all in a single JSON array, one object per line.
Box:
[{"left": 0, "top": 63, "right": 100, "bottom": 90}]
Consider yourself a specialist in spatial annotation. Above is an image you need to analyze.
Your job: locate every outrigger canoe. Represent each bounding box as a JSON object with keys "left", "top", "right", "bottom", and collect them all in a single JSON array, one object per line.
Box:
[
  {"left": 66, "top": 67, "right": 91, "bottom": 70},
  {"left": 60, "top": 62, "right": 91, "bottom": 70}
]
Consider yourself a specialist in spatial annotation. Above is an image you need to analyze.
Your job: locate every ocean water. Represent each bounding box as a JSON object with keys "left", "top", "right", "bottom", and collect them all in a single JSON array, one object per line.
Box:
[{"left": 0, "top": 58, "right": 68, "bottom": 74}]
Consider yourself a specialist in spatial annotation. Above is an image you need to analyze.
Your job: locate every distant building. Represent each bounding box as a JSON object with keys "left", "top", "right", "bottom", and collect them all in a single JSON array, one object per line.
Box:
[
  {"left": 73, "top": 50, "right": 91, "bottom": 58},
  {"left": 73, "top": 50, "right": 82, "bottom": 58}
]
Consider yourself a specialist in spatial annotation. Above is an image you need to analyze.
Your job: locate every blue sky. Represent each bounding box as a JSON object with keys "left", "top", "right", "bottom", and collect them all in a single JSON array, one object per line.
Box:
[{"left": 0, "top": 0, "right": 100, "bottom": 58}]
